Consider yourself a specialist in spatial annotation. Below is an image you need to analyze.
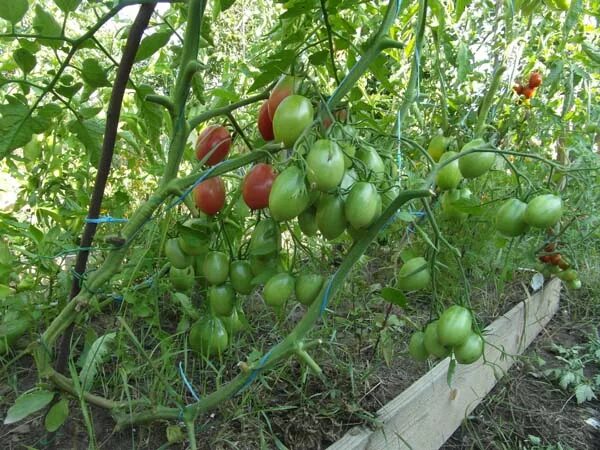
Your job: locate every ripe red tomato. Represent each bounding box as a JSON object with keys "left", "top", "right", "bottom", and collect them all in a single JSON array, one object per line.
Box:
[
  {"left": 242, "top": 163, "right": 277, "bottom": 210},
  {"left": 522, "top": 86, "right": 535, "bottom": 99},
  {"left": 549, "top": 253, "right": 562, "bottom": 266},
  {"left": 539, "top": 254, "right": 552, "bottom": 264},
  {"left": 194, "top": 177, "right": 226, "bottom": 215},
  {"left": 528, "top": 72, "right": 542, "bottom": 88},
  {"left": 195, "top": 125, "right": 231, "bottom": 166},
  {"left": 513, "top": 84, "right": 524, "bottom": 95},
  {"left": 257, "top": 101, "right": 274, "bottom": 141}
]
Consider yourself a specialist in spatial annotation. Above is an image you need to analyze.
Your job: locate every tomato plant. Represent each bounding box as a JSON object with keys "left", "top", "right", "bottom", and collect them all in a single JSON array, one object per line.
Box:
[
  {"left": 194, "top": 177, "right": 226, "bottom": 216},
  {"left": 195, "top": 125, "right": 232, "bottom": 166},
  {"left": 242, "top": 163, "right": 277, "bottom": 210}
]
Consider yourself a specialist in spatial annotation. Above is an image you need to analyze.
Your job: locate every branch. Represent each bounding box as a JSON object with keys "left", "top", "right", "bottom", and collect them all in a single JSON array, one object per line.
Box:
[{"left": 319, "top": 0, "right": 340, "bottom": 84}]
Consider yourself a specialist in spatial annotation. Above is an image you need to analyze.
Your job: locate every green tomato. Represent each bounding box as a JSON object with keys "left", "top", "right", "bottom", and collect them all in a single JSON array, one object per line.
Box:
[
  {"left": 169, "top": 266, "right": 195, "bottom": 292},
  {"left": 565, "top": 278, "right": 582, "bottom": 290},
  {"left": 408, "top": 331, "right": 429, "bottom": 361},
  {"left": 263, "top": 272, "right": 295, "bottom": 307},
  {"left": 356, "top": 147, "right": 385, "bottom": 182},
  {"left": 209, "top": 283, "right": 236, "bottom": 317},
  {"left": 340, "top": 142, "right": 356, "bottom": 169},
  {"left": 524, "top": 194, "right": 563, "bottom": 228},
  {"left": 268, "top": 166, "right": 311, "bottom": 221},
  {"left": 437, "top": 305, "right": 473, "bottom": 347},
  {"left": 249, "top": 252, "right": 280, "bottom": 277},
  {"left": 458, "top": 139, "right": 495, "bottom": 179},
  {"left": 189, "top": 316, "right": 229, "bottom": 357},
  {"left": 436, "top": 151, "right": 463, "bottom": 191},
  {"left": 165, "top": 238, "right": 193, "bottom": 269},
  {"left": 0, "top": 317, "right": 31, "bottom": 355},
  {"left": 344, "top": 182, "right": 381, "bottom": 229},
  {"left": 397, "top": 257, "right": 431, "bottom": 291},
  {"left": 272, "top": 95, "right": 314, "bottom": 147},
  {"left": 230, "top": 260, "right": 254, "bottom": 294},
  {"left": 222, "top": 306, "right": 248, "bottom": 334},
  {"left": 423, "top": 321, "right": 451, "bottom": 358},
  {"left": 250, "top": 218, "right": 280, "bottom": 256},
  {"left": 427, "top": 135, "right": 450, "bottom": 162},
  {"left": 202, "top": 251, "right": 230, "bottom": 285},
  {"left": 441, "top": 188, "right": 473, "bottom": 221},
  {"left": 495, "top": 198, "right": 529, "bottom": 237},
  {"left": 306, "top": 139, "right": 346, "bottom": 192},
  {"left": 316, "top": 195, "right": 347, "bottom": 240},
  {"left": 295, "top": 274, "right": 325, "bottom": 306},
  {"left": 453, "top": 333, "right": 484, "bottom": 364},
  {"left": 557, "top": 269, "right": 578, "bottom": 282},
  {"left": 298, "top": 206, "right": 319, "bottom": 237}
]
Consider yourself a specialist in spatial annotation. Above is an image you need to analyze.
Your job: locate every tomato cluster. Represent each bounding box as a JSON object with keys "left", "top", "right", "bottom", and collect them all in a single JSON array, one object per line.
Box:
[
  {"left": 513, "top": 72, "right": 543, "bottom": 99},
  {"left": 409, "top": 306, "right": 483, "bottom": 365},
  {"left": 538, "top": 243, "right": 581, "bottom": 289}
]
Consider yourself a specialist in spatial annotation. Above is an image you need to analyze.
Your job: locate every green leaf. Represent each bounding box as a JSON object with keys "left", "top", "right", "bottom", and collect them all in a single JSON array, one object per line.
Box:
[
  {"left": 0, "top": 0, "right": 28, "bottom": 24},
  {"left": 54, "top": 0, "right": 82, "bottom": 13},
  {"left": 220, "top": 0, "right": 237, "bottom": 12},
  {"left": 582, "top": 42, "right": 600, "bottom": 65},
  {"left": 4, "top": 390, "right": 55, "bottom": 425},
  {"left": 80, "top": 59, "right": 110, "bottom": 88},
  {"left": 380, "top": 287, "right": 408, "bottom": 307},
  {"left": 32, "top": 5, "right": 63, "bottom": 49},
  {"left": 562, "top": 0, "right": 582, "bottom": 39},
  {"left": 13, "top": 48, "right": 37, "bottom": 75},
  {"left": 0, "top": 284, "right": 15, "bottom": 299},
  {"left": 135, "top": 30, "right": 173, "bottom": 62},
  {"left": 68, "top": 118, "right": 104, "bottom": 166},
  {"left": 574, "top": 384, "right": 596, "bottom": 404},
  {"left": 457, "top": 42, "right": 471, "bottom": 83},
  {"left": 44, "top": 398, "right": 69, "bottom": 432},
  {"left": 455, "top": 0, "right": 472, "bottom": 20},
  {"left": 308, "top": 50, "right": 329, "bottom": 66},
  {"left": 79, "top": 333, "right": 116, "bottom": 390},
  {"left": 0, "top": 96, "right": 36, "bottom": 159}
]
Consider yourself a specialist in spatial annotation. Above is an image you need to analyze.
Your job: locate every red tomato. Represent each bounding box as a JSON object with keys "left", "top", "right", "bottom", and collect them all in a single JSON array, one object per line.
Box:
[
  {"left": 549, "top": 253, "right": 562, "bottom": 266},
  {"left": 528, "top": 72, "right": 542, "bottom": 89},
  {"left": 195, "top": 125, "right": 231, "bottom": 166},
  {"left": 539, "top": 255, "right": 551, "bottom": 264},
  {"left": 522, "top": 86, "right": 535, "bottom": 99},
  {"left": 257, "top": 101, "right": 274, "bottom": 141},
  {"left": 242, "top": 163, "right": 277, "bottom": 210},
  {"left": 513, "top": 84, "right": 524, "bottom": 95},
  {"left": 322, "top": 109, "right": 348, "bottom": 129},
  {"left": 194, "top": 177, "right": 226, "bottom": 215}
]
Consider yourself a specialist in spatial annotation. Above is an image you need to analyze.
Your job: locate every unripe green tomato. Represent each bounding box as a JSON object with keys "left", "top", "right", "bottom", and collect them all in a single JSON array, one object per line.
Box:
[
  {"left": 272, "top": 95, "right": 314, "bottom": 147},
  {"left": 344, "top": 182, "right": 381, "bottom": 229},
  {"left": 437, "top": 305, "right": 473, "bottom": 347},
  {"left": 298, "top": 207, "right": 319, "bottom": 237},
  {"left": 222, "top": 306, "right": 248, "bottom": 334},
  {"left": 453, "top": 333, "right": 484, "bottom": 364},
  {"left": 565, "top": 278, "right": 582, "bottom": 290},
  {"left": 306, "top": 139, "right": 345, "bottom": 192},
  {"left": 316, "top": 195, "right": 347, "bottom": 240},
  {"left": 356, "top": 147, "right": 385, "bottom": 182},
  {"left": 423, "top": 320, "right": 451, "bottom": 358},
  {"left": 427, "top": 135, "right": 450, "bottom": 162},
  {"left": 169, "top": 266, "right": 195, "bottom": 292},
  {"left": 495, "top": 198, "right": 529, "bottom": 237},
  {"left": 524, "top": 194, "right": 563, "bottom": 228},
  {"left": 408, "top": 331, "right": 429, "bottom": 361},
  {"left": 178, "top": 232, "right": 209, "bottom": 256},
  {"left": 230, "top": 260, "right": 254, "bottom": 294},
  {"left": 340, "top": 142, "right": 356, "bottom": 169},
  {"left": 397, "top": 257, "right": 431, "bottom": 291},
  {"left": 457, "top": 138, "right": 494, "bottom": 179},
  {"left": 263, "top": 272, "right": 295, "bottom": 307},
  {"left": 436, "top": 151, "right": 463, "bottom": 191},
  {"left": 202, "top": 251, "right": 230, "bottom": 285},
  {"left": 295, "top": 273, "right": 324, "bottom": 306},
  {"left": 268, "top": 166, "right": 311, "bottom": 221},
  {"left": 557, "top": 269, "right": 578, "bottom": 282},
  {"left": 165, "top": 238, "right": 193, "bottom": 269},
  {"left": 189, "top": 316, "right": 229, "bottom": 357},
  {"left": 209, "top": 284, "right": 236, "bottom": 317},
  {"left": 441, "top": 188, "right": 472, "bottom": 221}
]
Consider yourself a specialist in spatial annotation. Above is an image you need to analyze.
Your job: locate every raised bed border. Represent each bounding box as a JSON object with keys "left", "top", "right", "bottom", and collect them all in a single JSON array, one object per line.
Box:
[{"left": 328, "top": 278, "right": 562, "bottom": 450}]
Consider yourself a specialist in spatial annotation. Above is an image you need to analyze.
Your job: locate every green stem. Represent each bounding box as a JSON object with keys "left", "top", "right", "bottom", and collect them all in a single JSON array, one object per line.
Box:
[{"left": 475, "top": 63, "right": 506, "bottom": 137}]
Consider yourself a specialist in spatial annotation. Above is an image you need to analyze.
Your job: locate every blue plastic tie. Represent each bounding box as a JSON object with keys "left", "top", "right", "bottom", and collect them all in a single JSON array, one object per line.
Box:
[
  {"left": 178, "top": 361, "right": 201, "bottom": 402},
  {"left": 85, "top": 215, "right": 128, "bottom": 224},
  {"left": 112, "top": 294, "right": 124, "bottom": 303}
]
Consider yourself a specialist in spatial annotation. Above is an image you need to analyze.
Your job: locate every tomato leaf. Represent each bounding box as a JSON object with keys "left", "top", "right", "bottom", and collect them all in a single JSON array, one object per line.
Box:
[
  {"left": 79, "top": 332, "right": 116, "bottom": 390},
  {"left": 54, "top": 0, "right": 82, "bottom": 12},
  {"left": 80, "top": 59, "right": 110, "bottom": 88},
  {"left": 13, "top": 49, "right": 37, "bottom": 75},
  {"left": 44, "top": 398, "right": 69, "bottom": 432},
  {"left": 380, "top": 287, "right": 408, "bottom": 308},
  {"left": 135, "top": 30, "right": 173, "bottom": 62},
  {"left": 4, "top": 390, "right": 55, "bottom": 425},
  {"left": 0, "top": 0, "right": 28, "bottom": 24}
]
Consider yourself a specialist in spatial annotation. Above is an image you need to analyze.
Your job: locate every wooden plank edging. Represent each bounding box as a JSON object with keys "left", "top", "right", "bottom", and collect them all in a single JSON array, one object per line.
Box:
[{"left": 328, "top": 278, "right": 562, "bottom": 450}]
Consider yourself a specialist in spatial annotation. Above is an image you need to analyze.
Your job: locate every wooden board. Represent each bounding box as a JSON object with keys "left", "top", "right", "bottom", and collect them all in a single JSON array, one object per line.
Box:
[{"left": 328, "top": 278, "right": 562, "bottom": 450}]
